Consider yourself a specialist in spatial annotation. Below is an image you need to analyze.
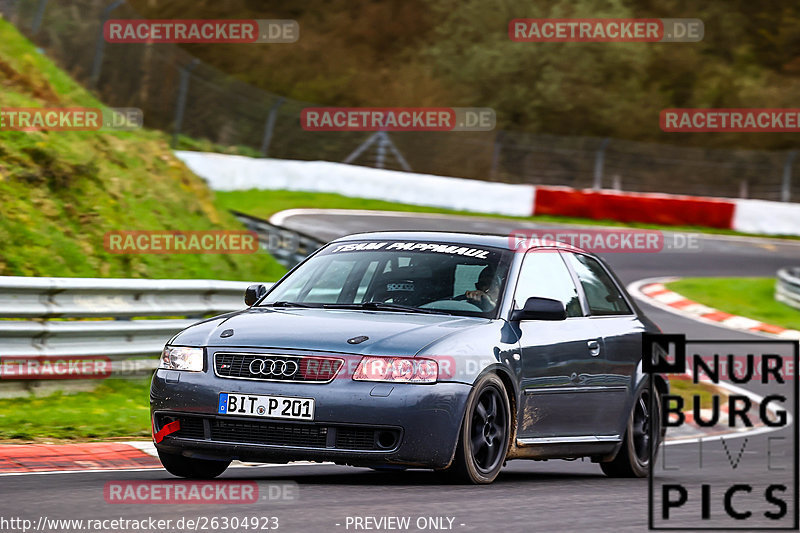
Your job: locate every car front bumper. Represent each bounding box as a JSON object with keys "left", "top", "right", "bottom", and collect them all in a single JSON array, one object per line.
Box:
[{"left": 150, "top": 368, "right": 472, "bottom": 469}]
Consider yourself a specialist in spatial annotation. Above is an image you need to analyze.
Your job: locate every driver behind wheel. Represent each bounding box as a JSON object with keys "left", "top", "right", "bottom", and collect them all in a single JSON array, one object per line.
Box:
[{"left": 464, "top": 267, "right": 501, "bottom": 311}]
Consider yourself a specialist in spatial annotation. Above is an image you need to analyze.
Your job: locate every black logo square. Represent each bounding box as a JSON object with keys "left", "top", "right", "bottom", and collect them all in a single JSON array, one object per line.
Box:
[{"left": 643, "top": 333, "right": 686, "bottom": 374}]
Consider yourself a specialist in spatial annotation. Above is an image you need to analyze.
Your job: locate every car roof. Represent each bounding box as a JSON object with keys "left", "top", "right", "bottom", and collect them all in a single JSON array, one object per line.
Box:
[{"left": 331, "top": 230, "right": 590, "bottom": 255}]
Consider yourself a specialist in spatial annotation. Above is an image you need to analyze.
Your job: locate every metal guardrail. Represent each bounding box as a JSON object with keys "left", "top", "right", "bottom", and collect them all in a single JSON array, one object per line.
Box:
[
  {"left": 0, "top": 213, "right": 322, "bottom": 396},
  {"left": 775, "top": 268, "right": 800, "bottom": 311},
  {"left": 0, "top": 276, "right": 254, "bottom": 319},
  {"left": 0, "top": 277, "right": 271, "bottom": 396},
  {"left": 232, "top": 210, "right": 325, "bottom": 269}
]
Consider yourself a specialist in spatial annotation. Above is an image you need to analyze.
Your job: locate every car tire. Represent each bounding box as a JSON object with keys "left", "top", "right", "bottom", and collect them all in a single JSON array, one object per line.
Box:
[
  {"left": 158, "top": 450, "right": 231, "bottom": 479},
  {"left": 600, "top": 384, "right": 661, "bottom": 478},
  {"left": 446, "top": 373, "right": 511, "bottom": 484}
]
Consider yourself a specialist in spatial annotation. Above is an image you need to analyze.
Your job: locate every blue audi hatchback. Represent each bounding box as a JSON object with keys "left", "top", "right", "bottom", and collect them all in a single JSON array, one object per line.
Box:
[{"left": 151, "top": 231, "right": 667, "bottom": 483}]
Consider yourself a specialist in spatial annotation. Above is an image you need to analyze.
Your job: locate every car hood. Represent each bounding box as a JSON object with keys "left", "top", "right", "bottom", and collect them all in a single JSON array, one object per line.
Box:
[{"left": 169, "top": 307, "right": 488, "bottom": 356}]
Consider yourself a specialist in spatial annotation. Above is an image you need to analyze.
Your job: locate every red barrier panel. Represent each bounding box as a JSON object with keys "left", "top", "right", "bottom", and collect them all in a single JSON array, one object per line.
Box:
[{"left": 533, "top": 187, "right": 736, "bottom": 228}]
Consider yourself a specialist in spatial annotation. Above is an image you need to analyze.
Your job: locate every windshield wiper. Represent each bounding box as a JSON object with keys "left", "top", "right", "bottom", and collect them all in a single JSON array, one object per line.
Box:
[
  {"left": 262, "top": 301, "right": 314, "bottom": 308},
  {"left": 322, "top": 302, "right": 449, "bottom": 315}
]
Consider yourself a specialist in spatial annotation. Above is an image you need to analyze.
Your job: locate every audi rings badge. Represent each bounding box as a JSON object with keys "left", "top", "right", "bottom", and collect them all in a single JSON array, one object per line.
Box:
[{"left": 248, "top": 358, "right": 299, "bottom": 377}]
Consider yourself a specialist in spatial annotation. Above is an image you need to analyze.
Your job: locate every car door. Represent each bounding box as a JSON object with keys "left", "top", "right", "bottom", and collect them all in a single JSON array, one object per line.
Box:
[
  {"left": 513, "top": 249, "right": 601, "bottom": 439},
  {"left": 563, "top": 252, "right": 643, "bottom": 436}
]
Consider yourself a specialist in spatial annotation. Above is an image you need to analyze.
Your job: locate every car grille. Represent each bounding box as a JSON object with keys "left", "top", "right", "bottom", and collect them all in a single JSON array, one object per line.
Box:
[
  {"left": 174, "top": 416, "right": 205, "bottom": 439},
  {"left": 335, "top": 427, "right": 377, "bottom": 450},
  {"left": 214, "top": 352, "right": 344, "bottom": 383},
  {"left": 156, "top": 415, "right": 400, "bottom": 452},
  {"left": 211, "top": 419, "right": 328, "bottom": 447}
]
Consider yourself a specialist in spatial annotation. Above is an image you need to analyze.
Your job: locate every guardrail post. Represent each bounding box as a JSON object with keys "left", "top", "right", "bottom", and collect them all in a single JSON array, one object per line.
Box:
[
  {"left": 260, "top": 97, "right": 285, "bottom": 157},
  {"left": 781, "top": 150, "right": 796, "bottom": 202},
  {"left": 89, "top": 0, "right": 125, "bottom": 89},
  {"left": 593, "top": 138, "right": 610, "bottom": 190},
  {"left": 171, "top": 59, "right": 199, "bottom": 148}
]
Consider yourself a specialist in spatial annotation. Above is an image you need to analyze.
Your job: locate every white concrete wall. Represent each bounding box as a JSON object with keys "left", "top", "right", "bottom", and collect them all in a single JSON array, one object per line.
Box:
[
  {"left": 732, "top": 198, "right": 800, "bottom": 237},
  {"left": 175, "top": 151, "right": 535, "bottom": 217},
  {"left": 175, "top": 151, "right": 800, "bottom": 236}
]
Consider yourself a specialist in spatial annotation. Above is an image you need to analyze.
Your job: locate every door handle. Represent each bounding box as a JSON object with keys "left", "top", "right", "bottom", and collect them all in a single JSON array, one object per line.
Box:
[{"left": 587, "top": 339, "right": 601, "bottom": 357}]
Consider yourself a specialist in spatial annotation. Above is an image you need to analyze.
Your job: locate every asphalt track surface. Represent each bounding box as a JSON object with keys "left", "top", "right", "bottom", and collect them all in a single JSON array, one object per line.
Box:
[{"left": 3, "top": 211, "right": 799, "bottom": 532}]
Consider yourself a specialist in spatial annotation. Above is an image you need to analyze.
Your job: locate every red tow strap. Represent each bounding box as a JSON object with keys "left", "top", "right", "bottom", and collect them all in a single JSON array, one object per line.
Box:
[{"left": 153, "top": 420, "right": 181, "bottom": 443}]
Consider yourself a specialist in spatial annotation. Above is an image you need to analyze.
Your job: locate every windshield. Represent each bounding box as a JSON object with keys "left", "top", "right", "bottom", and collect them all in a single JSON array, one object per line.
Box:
[{"left": 261, "top": 240, "right": 513, "bottom": 318}]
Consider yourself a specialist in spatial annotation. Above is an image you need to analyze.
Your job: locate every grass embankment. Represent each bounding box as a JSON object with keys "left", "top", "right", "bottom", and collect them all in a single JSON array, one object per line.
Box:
[
  {"left": 667, "top": 278, "right": 800, "bottom": 331},
  {"left": 0, "top": 379, "right": 150, "bottom": 441},
  {"left": 0, "top": 19, "right": 284, "bottom": 281}
]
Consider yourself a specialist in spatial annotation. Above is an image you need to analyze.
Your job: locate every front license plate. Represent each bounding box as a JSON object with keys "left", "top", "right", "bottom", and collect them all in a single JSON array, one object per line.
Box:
[{"left": 218, "top": 393, "right": 315, "bottom": 421}]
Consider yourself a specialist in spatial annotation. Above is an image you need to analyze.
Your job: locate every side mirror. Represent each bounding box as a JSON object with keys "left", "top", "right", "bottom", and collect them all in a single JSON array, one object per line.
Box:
[
  {"left": 511, "top": 297, "right": 567, "bottom": 321},
  {"left": 244, "top": 284, "right": 268, "bottom": 306}
]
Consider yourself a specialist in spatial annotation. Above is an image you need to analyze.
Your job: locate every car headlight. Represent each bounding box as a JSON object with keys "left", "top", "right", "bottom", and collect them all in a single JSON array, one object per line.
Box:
[
  {"left": 353, "top": 356, "right": 438, "bottom": 383},
  {"left": 160, "top": 346, "right": 204, "bottom": 372}
]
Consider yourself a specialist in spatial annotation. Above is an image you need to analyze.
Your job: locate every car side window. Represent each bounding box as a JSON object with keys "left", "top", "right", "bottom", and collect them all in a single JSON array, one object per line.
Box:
[
  {"left": 565, "top": 253, "right": 632, "bottom": 316},
  {"left": 514, "top": 251, "right": 582, "bottom": 317}
]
